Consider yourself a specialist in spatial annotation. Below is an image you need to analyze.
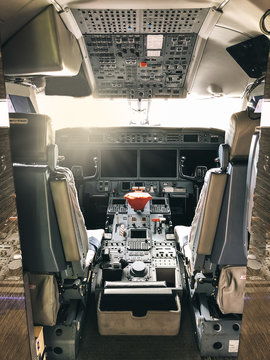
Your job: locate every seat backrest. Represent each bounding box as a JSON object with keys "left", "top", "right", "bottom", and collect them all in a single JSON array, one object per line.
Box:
[
  {"left": 186, "top": 111, "right": 260, "bottom": 274},
  {"left": 225, "top": 111, "right": 260, "bottom": 162},
  {"left": 9, "top": 113, "right": 88, "bottom": 275},
  {"left": 211, "top": 111, "right": 260, "bottom": 266},
  {"left": 10, "top": 113, "right": 66, "bottom": 273}
]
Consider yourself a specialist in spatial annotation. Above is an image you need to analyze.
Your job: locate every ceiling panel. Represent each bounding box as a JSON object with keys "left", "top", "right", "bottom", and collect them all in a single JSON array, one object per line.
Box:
[{"left": 0, "top": 0, "right": 50, "bottom": 44}]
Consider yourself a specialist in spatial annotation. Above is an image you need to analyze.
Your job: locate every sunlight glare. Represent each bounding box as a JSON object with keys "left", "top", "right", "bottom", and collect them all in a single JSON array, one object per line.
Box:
[{"left": 37, "top": 93, "right": 242, "bottom": 130}]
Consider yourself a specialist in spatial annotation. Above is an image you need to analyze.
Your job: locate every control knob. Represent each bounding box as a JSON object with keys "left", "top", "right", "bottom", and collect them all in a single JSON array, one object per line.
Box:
[{"left": 130, "top": 261, "right": 147, "bottom": 277}]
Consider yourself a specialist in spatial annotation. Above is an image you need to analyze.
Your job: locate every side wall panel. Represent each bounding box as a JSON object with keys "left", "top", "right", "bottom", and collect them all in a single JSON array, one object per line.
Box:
[
  {"left": 238, "top": 48, "right": 270, "bottom": 360},
  {"left": 0, "top": 48, "right": 34, "bottom": 360}
]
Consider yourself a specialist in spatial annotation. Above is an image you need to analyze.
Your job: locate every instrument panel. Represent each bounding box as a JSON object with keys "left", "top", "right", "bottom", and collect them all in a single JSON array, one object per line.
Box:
[
  {"left": 56, "top": 127, "right": 224, "bottom": 181},
  {"left": 56, "top": 127, "right": 224, "bottom": 145},
  {"left": 56, "top": 126, "right": 224, "bottom": 228}
]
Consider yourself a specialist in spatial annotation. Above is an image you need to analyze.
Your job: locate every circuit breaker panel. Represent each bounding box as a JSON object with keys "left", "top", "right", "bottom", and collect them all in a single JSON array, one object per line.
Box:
[{"left": 72, "top": 8, "right": 209, "bottom": 99}]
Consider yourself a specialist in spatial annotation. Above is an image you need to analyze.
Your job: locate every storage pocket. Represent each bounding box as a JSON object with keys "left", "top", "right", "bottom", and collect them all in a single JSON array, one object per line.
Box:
[
  {"left": 28, "top": 273, "right": 60, "bottom": 326},
  {"left": 97, "top": 293, "right": 181, "bottom": 336},
  {"left": 217, "top": 266, "right": 246, "bottom": 314}
]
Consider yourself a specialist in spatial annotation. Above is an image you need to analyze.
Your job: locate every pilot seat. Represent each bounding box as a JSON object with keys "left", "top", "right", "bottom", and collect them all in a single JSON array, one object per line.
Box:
[
  {"left": 174, "top": 110, "right": 260, "bottom": 357},
  {"left": 9, "top": 112, "right": 104, "bottom": 360}
]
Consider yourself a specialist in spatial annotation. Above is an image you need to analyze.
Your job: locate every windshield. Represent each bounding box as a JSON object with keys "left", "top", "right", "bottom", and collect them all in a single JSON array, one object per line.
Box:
[{"left": 37, "top": 93, "right": 242, "bottom": 130}]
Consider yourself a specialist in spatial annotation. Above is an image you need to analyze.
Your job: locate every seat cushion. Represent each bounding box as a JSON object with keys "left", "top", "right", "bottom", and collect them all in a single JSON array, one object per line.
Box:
[
  {"left": 189, "top": 169, "right": 227, "bottom": 256},
  {"left": 50, "top": 167, "right": 88, "bottom": 262}
]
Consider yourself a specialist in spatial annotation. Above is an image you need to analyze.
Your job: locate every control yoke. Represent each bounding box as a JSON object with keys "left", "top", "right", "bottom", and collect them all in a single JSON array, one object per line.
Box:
[
  {"left": 84, "top": 157, "right": 98, "bottom": 180},
  {"left": 71, "top": 157, "right": 99, "bottom": 181},
  {"left": 179, "top": 156, "right": 207, "bottom": 183}
]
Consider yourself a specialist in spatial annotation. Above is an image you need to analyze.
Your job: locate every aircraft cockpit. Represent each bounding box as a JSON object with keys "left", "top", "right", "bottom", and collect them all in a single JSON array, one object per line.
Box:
[{"left": 0, "top": 1, "right": 270, "bottom": 360}]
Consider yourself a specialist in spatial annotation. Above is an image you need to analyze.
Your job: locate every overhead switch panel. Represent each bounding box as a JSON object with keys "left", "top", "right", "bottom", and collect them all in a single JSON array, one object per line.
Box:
[{"left": 72, "top": 8, "right": 209, "bottom": 99}]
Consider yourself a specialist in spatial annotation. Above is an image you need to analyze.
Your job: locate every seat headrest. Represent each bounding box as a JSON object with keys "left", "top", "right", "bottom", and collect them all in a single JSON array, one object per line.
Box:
[
  {"left": 225, "top": 110, "right": 260, "bottom": 162},
  {"left": 218, "top": 144, "right": 229, "bottom": 171},
  {"left": 9, "top": 113, "right": 54, "bottom": 163}
]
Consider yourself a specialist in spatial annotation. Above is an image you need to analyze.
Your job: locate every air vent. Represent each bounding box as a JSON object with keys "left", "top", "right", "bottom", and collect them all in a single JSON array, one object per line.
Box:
[{"left": 167, "top": 134, "right": 180, "bottom": 142}]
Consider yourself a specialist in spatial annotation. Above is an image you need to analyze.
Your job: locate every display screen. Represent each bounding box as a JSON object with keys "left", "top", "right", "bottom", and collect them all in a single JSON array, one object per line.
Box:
[
  {"left": 140, "top": 150, "right": 177, "bottom": 178},
  {"left": 101, "top": 149, "right": 137, "bottom": 177},
  {"left": 130, "top": 229, "right": 147, "bottom": 238}
]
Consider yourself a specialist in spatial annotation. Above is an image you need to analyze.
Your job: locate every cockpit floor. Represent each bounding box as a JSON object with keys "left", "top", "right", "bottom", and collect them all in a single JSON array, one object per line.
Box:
[{"left": 77, "top": 294, "right": 233, "bottom": 360}]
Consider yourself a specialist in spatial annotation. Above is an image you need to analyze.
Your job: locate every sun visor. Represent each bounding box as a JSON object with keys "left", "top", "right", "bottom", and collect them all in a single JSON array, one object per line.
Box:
[
  {"left": 45, "top": 61, "right": 92, "bottom": 97},
  {"left": 2, "top": 5, "right": 82, "bottom": 76}
]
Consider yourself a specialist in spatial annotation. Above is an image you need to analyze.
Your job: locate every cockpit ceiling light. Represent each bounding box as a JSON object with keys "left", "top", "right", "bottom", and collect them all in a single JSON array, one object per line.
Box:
[{"left": 207, "top": 84, "right": 224, "bottom": 97}]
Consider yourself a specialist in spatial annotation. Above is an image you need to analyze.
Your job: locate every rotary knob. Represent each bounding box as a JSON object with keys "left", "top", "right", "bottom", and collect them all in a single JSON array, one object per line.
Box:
[{"left": 130, "top": 261, "right": 147, "bottom": 277}]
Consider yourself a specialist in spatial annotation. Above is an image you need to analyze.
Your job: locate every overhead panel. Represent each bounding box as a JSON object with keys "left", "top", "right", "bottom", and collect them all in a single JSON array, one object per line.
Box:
[{"left": 72, "top": 8, "right": 209, "bottom": 99}]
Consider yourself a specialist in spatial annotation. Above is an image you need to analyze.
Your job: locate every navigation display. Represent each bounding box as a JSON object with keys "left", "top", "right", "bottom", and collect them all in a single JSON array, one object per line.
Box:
[
  {"left": 101, "top": 149, "right": 137, "bottom": 178},
  {"left": 140, "top": 150, "right": 177, "bottom": 178}
]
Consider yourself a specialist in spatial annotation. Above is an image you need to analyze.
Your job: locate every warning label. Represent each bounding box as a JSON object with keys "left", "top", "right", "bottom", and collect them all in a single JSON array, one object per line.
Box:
[
  {"left": 147, "top": 35, "right": 163, "bottom": 49},
  {"left": 228, "top": 340, "right": 239, "bottom": 353},
  {"left": 147, "top": 50, "right": 161, "bottom": 57}
]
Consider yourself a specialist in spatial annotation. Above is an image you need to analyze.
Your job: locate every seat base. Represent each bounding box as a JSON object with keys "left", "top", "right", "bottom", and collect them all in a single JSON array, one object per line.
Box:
[
  {"left": 44, "top": 300, "right": 85, "bottom": 360},
  {"left": 192, "top": 294, "right": 242, "bottom": 357}
]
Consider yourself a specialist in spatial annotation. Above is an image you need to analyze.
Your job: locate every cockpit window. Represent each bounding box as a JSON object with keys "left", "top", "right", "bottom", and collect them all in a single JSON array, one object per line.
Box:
[{"left": 37, "top": 94, "right": 242, "bottom": 130}]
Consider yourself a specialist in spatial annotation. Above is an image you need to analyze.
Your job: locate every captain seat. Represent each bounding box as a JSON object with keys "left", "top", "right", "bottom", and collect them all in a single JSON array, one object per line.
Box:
[
  {"left": 175, "top": 110, "right": 260, "bottom": 314},
  {"left": 9, "top": 112, "right": 103, "bottom": 325}
]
